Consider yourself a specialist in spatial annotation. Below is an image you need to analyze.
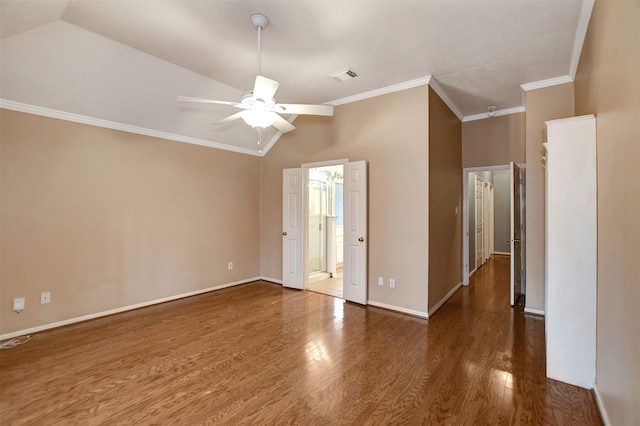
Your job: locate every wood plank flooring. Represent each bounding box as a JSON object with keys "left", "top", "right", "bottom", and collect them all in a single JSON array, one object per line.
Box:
[
  {"left": 0, "top": 257, "right": 602, "bottom": 424},
  {"left": 308, "top": 267, "right": 343, "bottom": 298}
]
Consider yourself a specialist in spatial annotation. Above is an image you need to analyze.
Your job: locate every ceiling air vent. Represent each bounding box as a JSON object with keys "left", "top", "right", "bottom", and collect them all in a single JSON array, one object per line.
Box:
[{"left": 329, "top": 68, "right": 360, "bottom": 82}]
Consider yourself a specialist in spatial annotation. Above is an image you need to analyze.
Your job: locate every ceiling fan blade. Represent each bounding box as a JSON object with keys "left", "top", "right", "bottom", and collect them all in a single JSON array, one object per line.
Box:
[
  {"left": 276, "top": 103, "right": 334, "bottom": 116},
  {"left": 253, "top": 75, "right": 279, "bottom": 101},
  {"left": 218, "top": 112, "right": 244, "bottom": 124},
  {"left": 272, "top": 114, "right": 296, "bottom": 133},
  {"left": 177, "top": 96, "right": 245, "bottom": 108}
]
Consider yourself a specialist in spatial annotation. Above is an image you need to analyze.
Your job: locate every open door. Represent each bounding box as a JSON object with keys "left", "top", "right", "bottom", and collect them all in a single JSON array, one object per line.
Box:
[
  {"left": 510, "top": 162, "right": 523, "bottom": 305},
  {"left": 343, "top": 161, "right": 368, "bottom": 305},
  {"left": 282, "top": 168, "right": 304, "bottom": 289},
  {"left": 475, "top": 176, "right": 484, "bottom": 268}
]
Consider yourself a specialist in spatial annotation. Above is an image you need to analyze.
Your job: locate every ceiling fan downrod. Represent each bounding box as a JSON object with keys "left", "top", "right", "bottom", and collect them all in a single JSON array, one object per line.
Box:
[{"left": 250, "top": 14, "right": 269, "bottom": 76}]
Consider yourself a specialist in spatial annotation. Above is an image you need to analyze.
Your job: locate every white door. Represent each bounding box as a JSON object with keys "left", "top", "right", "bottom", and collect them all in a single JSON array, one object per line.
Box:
[
  {"left": 483, "top": 181, "right": 491, "bottom": 262},
  {"left": 489, "top": 185, "right": 495, "bottom": 255},
  {"left": 282, "top": 168, "right": 303, "bottom": 289},
  {"left": 509, "top": 162, "right": 523, "bottom": 305},
  {"left": 475, "top": 176, "right": 484, "bottom": 267},
  {"left": 343, "top": 161, "right": 367, "bottom": 305}
]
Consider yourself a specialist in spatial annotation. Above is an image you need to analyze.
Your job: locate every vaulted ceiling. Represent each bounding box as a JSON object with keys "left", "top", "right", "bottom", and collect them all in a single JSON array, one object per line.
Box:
[{"left": 1, "top": 0, "right": 592, "bottom": 155}]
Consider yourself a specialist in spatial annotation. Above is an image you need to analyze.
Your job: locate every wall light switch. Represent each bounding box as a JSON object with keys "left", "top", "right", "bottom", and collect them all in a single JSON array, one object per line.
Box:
[
  {"left": 228, "top": 262, "right": 233, "bottom": 270},
  {"left": 378, "top": 277, "right": 384, "bottom": 286},
  {"left": 389, "top": 279, "right": 396, "bottom": 289},
  {"left": 41, "top": 292, "right": 51, "bottom": 304}
]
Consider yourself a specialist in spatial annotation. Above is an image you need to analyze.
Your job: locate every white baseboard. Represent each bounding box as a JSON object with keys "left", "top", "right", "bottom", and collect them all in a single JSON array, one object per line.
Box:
[
  {"left": 593, "top": 383, "right": 610, "bottom": 426},
  {"left": 428, "top": 282, "right": 462, "bottom": 317},
  {"left": 492, "top": 251, "right": 510, "bottom": 256},
  {"left": 524, "top": 307, "right": 545, "bottom": 316},
  {"left": 259, "top": 276, "right": 283, "bottom": 285},
  {"left": 0, "top": 277, "right": 262, "bottom": 341},
  {"left": 367, "top": 301, "right": 428, "bottom": 319}
]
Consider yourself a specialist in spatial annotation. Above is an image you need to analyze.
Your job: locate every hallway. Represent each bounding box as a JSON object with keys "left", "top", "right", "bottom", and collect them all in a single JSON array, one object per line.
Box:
[{"left": 0, "top": 257, "right": 602, "bottom": 424}]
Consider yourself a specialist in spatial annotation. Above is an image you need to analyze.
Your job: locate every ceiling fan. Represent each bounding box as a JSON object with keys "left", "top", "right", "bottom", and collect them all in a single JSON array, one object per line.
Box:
[{"left": 177, "top": 13, "right": 334, "bottom": 135}]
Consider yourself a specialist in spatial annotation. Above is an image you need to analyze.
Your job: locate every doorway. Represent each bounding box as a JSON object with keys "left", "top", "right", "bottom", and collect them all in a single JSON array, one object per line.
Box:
[
  {"left": 307, "top": 164, "right": 344, "bottom": 298},
  {"left": 462, "top": 164, "right": 525, "bottom": 306},
  {"left": 282, "top": 160, "right": 368, "bottom": 305}
]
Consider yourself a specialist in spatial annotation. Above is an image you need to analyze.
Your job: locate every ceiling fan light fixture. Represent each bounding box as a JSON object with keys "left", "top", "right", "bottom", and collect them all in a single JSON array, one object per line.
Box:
[
  {"left": 177, "top": 13, "right": 332, "bottom": 138},
  {"left": 240, "top": 109, "right": 276, "bottom": 130}
]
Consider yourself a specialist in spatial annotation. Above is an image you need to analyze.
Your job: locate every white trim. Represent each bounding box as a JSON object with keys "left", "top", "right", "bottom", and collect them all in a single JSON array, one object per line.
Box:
[
  {"left": 520, "top": 76, "right": 573, "bottom": 92},
  {"left": 0, "top": 99, "right": 265, "bottom": 157},
  {"left": 0, "top": 277, "right": 261, "bottom": 341},
  {"left": 570, "top": 0, "right": 595, "bottom": 79},
  {"left": 302, "top": 158, "right": 349, "bottom": 168},
  {"left": 468, "top": 267, "right": 478, "bottom": 278},
  {"left": 259, "top": 276, "right": 283, "bottom": 285},
  {"left": 545, "top": 114, "right": 596, "bottom": 127},
  {"left": 328, "top": 76, "right": 431, "bottom": 106},
  {"left": 429, "top": 77, "right": 464, "bottom": 121},
  {"left": 524, "top": 307, "right": 545, "bottom": 316},
  {"left": 593, "top": 383, "right": 611, "bottom": 426},
  {"left": 428, "top": 283, "right": 462, "bottom": 317},
  {"left": 367, "top": 301, "right": 429, "bottom": 319},
  {"left": 492, "top": 251, "right": 510, "bottom": 256},
  {"left": 462, "top": 106, "right": 526, "bottom": 123},
  {"left": 464, "top": 165, "right": 510, "bottom": 173}
]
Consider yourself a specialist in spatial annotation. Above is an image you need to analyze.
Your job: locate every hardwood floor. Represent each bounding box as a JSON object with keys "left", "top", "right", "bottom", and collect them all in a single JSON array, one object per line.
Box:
[
  {"left": 0, "top": 257, "right": 602, "bottom": 425},
  {"left": 308, "top": 267, "right": 344, "bottom": 298}
]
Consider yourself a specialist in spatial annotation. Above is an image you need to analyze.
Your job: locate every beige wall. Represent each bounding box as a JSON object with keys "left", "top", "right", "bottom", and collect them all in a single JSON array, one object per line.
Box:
[
  {"left": 574, "top": 0, "right": 640, "bottom": 423},
  {"left": 462, "top": 112, "right": 525, "bottom": 168},
  {"left": 523, "top": 83, "right": 575, "bottom": 311},
  {"left": 428, "top": 87, "right": 462, "bottom": 311},
  {"left": 260, "top": 86, "right": 431, "bottom": 313},
  {"left": 1, "top": 110, "right": 261, "bottom": 334}
]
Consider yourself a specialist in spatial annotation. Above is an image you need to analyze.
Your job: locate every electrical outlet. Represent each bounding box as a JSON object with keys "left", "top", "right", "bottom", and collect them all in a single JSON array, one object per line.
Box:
[
  {"left": 389, "top": 279, "right": 396, "bottom": 289},
  {"left": 378, "top": 277, "right": 384, "bottom": 286},
  {"left": 13, "top": 297, "right": 25, "bottom": 313},
  {"left": 228, "top": 262, "right": 233, "bottom": 270},
  {"left": 41, "top": 291, "right": 51, "bottom": 304}
]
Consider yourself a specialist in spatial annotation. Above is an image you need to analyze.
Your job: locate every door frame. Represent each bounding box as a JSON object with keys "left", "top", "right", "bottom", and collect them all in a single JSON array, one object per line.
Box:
[
  {"left": 301, "top": 159, "right": 349, "bottom": 291},
  {"left": 461, "top": 164, "right": 526, "bottom": 304},
  {"left": 462, "top": 165, "right": 509, "bottom": 286}
]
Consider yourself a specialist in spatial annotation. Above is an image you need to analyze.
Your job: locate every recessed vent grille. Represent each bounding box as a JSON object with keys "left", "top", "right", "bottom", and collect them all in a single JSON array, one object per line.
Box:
[{"left": 329, "top": 68, "right": 360, "bottom": 82}]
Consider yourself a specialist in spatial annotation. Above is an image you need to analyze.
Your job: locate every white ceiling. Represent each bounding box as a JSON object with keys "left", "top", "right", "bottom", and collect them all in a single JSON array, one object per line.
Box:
[{"left": 0, "top": 0, "right": 591, "bottom": 155}]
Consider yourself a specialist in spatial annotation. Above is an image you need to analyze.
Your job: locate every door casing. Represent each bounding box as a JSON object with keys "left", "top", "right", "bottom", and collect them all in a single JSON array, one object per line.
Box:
[{"left": 283, "top": 159, "right": 368, "bottom": 305}]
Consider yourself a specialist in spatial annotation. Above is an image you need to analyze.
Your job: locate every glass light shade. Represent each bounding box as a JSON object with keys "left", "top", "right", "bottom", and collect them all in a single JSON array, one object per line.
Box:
[{"left": 241, "top": 110, "right": 276, "bottom": 129}]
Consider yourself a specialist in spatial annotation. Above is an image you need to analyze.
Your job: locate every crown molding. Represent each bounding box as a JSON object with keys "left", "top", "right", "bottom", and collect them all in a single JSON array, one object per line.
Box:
[
  {"left": 327, "top": 74, "right": 466, "bottom": 123},
  {"left": 0, "top": 99, "right": 265, "bottom": 157},
  {"left": 520, "top": 75, "right": 574, "bottom": 92},
  {"left": 570, "top": 0, "right": 595, "bottom": 79},
  {"left": 462, "top": 106, "right": 526, "bottom": 122},
  {"left": 428, "top": 77, "right": 464, "bottom": 121},
  {"left": 328, "top": 75, "right": 432, "bottom": 106}
]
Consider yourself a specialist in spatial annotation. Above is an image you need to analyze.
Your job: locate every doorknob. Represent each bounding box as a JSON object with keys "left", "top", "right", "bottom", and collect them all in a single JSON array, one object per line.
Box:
[
  {"left": 358, "top": 237, "right": 364, "bottom": 242},
  {"left": 282, "top": 231, "right": 287, "bottom": 236}
]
